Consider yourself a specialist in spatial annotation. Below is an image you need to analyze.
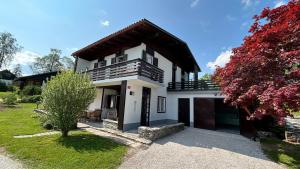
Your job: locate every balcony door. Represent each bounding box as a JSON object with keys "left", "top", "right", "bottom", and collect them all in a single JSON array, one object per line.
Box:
[{"left": 140, "top": 87, "right": 151, "bottom": 126}]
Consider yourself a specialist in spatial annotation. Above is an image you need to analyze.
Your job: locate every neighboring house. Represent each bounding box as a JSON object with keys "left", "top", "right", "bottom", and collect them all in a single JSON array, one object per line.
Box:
[
  {"left": 73, "top": 19, "right": 249, "bottom": 135},
  {"left": 0, "top": 69, "right": 17, "bottom": 85},
  {"left": 14, "top": 71, "right": 58, "bottom": 89}
]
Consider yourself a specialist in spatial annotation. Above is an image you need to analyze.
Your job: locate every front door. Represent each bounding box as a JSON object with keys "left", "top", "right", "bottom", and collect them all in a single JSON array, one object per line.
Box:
[
  {"left": 141, "top": 87, "right": 151, "bottom": 126},
  {"left": 178, "top": 98, "right": 190, "bottom": 126}
]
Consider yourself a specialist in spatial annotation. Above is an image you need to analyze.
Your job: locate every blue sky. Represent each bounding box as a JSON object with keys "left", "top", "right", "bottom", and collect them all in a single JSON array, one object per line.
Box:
[{"left": 0, "top": 0, "right": 287, "bottom": 76}]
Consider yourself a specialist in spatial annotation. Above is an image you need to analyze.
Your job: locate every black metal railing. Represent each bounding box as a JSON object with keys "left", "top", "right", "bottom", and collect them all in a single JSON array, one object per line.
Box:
[
  {"left": 85, "top": 59, "right": 164, "bottom": 83},
  {"left": 167, "top": 80, "right": 220, "bottom": 91}
]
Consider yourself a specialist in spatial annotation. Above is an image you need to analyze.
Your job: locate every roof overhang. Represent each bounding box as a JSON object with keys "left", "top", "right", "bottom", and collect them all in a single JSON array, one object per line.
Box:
[{"left": 72, "top": 19, "right": 200, "bottom": 72}]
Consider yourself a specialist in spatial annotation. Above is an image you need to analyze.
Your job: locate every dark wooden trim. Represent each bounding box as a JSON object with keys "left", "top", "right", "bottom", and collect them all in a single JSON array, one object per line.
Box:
[
  {"left": 157, "top": 96, "right": 166, "bottom": 113},
  {"left": 167, "top": 80, "right": 220, "bottom": 91},
  {"left": 87, "top": 58, "right": 164, "bottom": 83},
  {"left": 100, "top": 88, "right": 105, "bottom": 109},
  {"left": 118, "top": 80, "right": 127, "bottom": 130},
  {"left": 73, "top": 56, "right": 78, "bottom": 72}
]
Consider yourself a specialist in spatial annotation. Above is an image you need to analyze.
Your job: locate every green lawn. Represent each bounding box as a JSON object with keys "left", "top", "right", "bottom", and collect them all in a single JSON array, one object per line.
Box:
[
  {"left": 0, "top": 91, "right": 14, "bottom": 98},
  {"left": 294, "top": 111, "right": 300, "bottom": 117},
  {"left": 261, "top": 138, "right": 300, "bottom": 169},
  {"left": 0, "top": 103, "right": 127, "bottom": 169}
]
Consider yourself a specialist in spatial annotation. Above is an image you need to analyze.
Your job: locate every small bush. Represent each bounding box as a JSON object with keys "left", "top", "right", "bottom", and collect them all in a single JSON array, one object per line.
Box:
[
  {"left": 2, "top": 94, "right": 18, "bottom": 105},
  {"left": 7, "top": 85, "right": 18, "bottom": 92},
  {"left": 270, "top": 125, "right": 285, "bottom": 139},
  {"left": 20, "top": 95, "right": 42, "bottom": 103},
  {"left": 21, "top": 85, "right": 42, "bottom": 96},
  {"left": 0, "top": 81, "right": 8, "bottom": 92}
]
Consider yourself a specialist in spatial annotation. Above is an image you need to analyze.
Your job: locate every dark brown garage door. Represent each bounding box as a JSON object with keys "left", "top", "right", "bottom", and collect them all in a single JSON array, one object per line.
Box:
[{"left": 194, "top": 98, "right": 215, "bottom": 130}]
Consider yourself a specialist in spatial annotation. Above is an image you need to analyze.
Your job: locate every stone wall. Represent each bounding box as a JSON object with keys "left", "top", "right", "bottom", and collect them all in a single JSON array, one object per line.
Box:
[
  {"left": 103, "top": 119, "right": 118, "bottom": 130},
  {"left": 138, "top": 123, "right": 184, "bottom": 141}
]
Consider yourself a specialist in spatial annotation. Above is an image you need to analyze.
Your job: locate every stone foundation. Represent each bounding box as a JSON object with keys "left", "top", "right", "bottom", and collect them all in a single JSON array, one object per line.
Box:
[
  {"left": 103, "top": 119, "right": 118, "bottom": 130},
  {"left": 138, "top": 123, "right": 184, "bottom": 141}
]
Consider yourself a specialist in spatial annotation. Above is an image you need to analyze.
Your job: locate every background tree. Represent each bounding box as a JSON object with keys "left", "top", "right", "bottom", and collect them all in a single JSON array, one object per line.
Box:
[
  {"left": 0, "top": 32, "right": 22, "bottom": 69},
  {"left": 199, "top": 73, "right": 211, "bottom": 80},
  {"left": 61, "top": 56, "right": 75, "bottom": 70},
  {"left": 213, "top": 0, "right": 300, "bottom": 124},
  {"left": 30, "top": 49, "right": 74, "bottom": 73},
  {"left": 42, "top": 71, "right": 95, "bottom": 137},
  {"left": 12, "top": 64, "right": 22, "bottom": 77}
]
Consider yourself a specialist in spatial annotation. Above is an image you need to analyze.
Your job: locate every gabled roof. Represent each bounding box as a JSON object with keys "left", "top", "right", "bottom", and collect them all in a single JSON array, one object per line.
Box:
[
  {"left": 0, "top": 70, "right": 16, "bottom": 80},
  {"left": 14, "top": 71, "right": 58, "bottom": 81},
  {"left": 72, "top": 19, "right": 200, "bottom": 72}
]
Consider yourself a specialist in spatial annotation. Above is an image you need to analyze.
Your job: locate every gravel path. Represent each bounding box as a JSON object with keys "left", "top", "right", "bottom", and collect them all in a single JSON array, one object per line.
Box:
[
  {"left": 119, "top": 128, "right": 286, "bottom": 169},
  {"left": 0, "top": 154, "right": 23, "bottom": 169}
]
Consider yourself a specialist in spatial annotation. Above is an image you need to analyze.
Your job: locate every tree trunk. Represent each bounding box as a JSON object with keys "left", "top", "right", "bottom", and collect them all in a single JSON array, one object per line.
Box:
[{"left": 62, "top": 130, "right": 69, "bottom": 137}]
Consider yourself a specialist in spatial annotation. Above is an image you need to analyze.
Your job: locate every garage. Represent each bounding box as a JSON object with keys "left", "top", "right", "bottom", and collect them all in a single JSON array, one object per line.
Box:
[{"left": 193, "top": 98, "right": 240, "bottom": 132}]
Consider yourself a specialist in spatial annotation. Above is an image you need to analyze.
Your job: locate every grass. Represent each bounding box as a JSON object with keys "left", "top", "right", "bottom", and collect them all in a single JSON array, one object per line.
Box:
[
  {"left": 294, "top": 111, "right": 300, "bottom": 117},
  {"left": 0, "top": 91, "right": 15, "bottom": 98},
  {"left": 261, "top": 138, "right": 300, "bottom": 169},
  {"left": 0, "top": 103, "right": 127, "bottom": 169}
]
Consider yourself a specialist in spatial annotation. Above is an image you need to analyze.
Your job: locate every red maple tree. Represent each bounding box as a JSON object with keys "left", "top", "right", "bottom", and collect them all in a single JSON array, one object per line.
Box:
[{"left": 213, "top": 0, "right": 300, "bottom": 124}]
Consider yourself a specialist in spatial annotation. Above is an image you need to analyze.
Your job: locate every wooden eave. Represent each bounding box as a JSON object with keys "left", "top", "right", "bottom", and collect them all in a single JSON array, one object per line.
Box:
[{"left": 72, "top": 19, "right": 200, "bottom": 72}]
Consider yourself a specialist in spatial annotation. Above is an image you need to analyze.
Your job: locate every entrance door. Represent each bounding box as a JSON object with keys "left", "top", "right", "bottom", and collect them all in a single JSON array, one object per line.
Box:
[
  {"left": 141, "top": 87, "right": 151, "bottom": 126},
  {"left": 178, "top": 98, "right": 190, "bottom": 126},
  {"left": 194, "top": 98, "right": 215, "bottom": 129}
]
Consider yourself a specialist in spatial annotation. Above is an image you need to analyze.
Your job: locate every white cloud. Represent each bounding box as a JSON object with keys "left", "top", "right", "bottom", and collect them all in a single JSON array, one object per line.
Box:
[
  {"left": 100, "top": 20, "right": 110, "bottom": 27},
  {"left": 241, "top": 0, "right": 252, "bottom": 8},
  {"left": 274, "top": 0, "right": 286, "bottom": 8},
  {"left": 241, "top": 21, "right": 248, "bottom": 27},
  {"left": 0, "top": 50, "right": 40, "bottom": 75},
  {"left": 207, "top": 49, "right": 232, "bottom": 70},
  {"left": 12, "top": 51, "right": 40, "bottom": 67},
  {"left": 190, "top": 0, "right": 200, "bottom": 8},
  {"left": 226, "top": 15, "right": 236, "bottom": 21}
]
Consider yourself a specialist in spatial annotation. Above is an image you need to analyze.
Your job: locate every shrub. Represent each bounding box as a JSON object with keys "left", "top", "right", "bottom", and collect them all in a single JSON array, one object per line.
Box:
[
  {"left": 42, "top": 71, "right": 95, "bottom": 137},
  {"left": 20, "top": 95, "right": 42, "bottom": 103},
  {"left": 7, "top": 85, "right": 18, "bottom": 92},
  {"left": 21, "top": 85, "right": 42, "bottom": 96},
  {"left": 0, "top": 81, "right": 8, "bottom": 92},
  {"left": 2, "top": 94, "right": 18, "bottom": 105},
  {"left": 270, "top": 125, "right": 285, "bottom": 139}
]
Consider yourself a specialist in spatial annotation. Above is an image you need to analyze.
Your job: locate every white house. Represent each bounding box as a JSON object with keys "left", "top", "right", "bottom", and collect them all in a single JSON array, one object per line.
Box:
[{"left": 73, "top": 19, "right": 244, "bottom": 134}]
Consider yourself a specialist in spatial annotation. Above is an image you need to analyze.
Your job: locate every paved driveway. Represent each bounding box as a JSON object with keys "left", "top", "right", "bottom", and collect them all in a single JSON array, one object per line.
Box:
[{"left": 119, "top": 128, "right": 285, "bottom": 169}]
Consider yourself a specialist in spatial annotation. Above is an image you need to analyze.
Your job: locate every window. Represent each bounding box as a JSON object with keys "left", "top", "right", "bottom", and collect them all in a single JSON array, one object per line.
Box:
[
  {"left": 105, "top": 95, "right": 117, "bottom": 109},
  {"left": 146, "top": 53, "right": 153, "bottom": 64},
  {"left": 157, "top": 96, "right": 166, "bottom": 113}
]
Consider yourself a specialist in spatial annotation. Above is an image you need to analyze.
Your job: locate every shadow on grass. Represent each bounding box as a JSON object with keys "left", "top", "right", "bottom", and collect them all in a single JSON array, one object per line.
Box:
[
  {"left": 261, "top": 138, "right": 300, "bottom": 168},
  {"left": 57, "top": 132, "right": 124, "bottom": 153}
]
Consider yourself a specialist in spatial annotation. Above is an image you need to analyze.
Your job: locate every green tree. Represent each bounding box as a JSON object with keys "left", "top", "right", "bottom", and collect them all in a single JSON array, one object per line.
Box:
[
  {"left": 12, "top": 64, "right": 22, "bottom": 77},
  {"left": 42, "top": 71, "right": 95, "bottom": 137},
  {"left": 30, "top": 49, "right": 74, "bottom": 73},
  {"left": 199, "top": 73, "right": 211, "bottom": 80},
  {"left": 30, "top": 49, "right": 63, "bottom": 73},
  {"left": 0, "top": 32, "right": 22, "bottom": 69}
]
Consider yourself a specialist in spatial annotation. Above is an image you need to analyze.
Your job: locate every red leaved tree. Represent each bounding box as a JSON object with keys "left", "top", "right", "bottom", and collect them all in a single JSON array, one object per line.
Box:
[{"left": 213, "top": 0, "right": 300, "bottom": 124}]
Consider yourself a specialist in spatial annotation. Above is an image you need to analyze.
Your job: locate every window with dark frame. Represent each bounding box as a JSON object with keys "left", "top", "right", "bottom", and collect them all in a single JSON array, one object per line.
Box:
[{"left": 157, "top": 96, "right": 166, "bottom": 113}]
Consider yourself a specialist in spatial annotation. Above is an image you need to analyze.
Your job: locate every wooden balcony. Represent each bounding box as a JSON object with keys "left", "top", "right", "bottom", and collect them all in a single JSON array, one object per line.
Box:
[
  {"left": 86, "top": 59, "right": 164, "bottom": 83},
  {"left": 167, "top": 80, "right": 220, "bottom": 91}
]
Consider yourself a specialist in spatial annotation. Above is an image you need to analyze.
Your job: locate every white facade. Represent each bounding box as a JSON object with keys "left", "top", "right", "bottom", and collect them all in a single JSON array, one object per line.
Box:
[{"left": 79, "top": 43, "right": 203, "bottom": 130}]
